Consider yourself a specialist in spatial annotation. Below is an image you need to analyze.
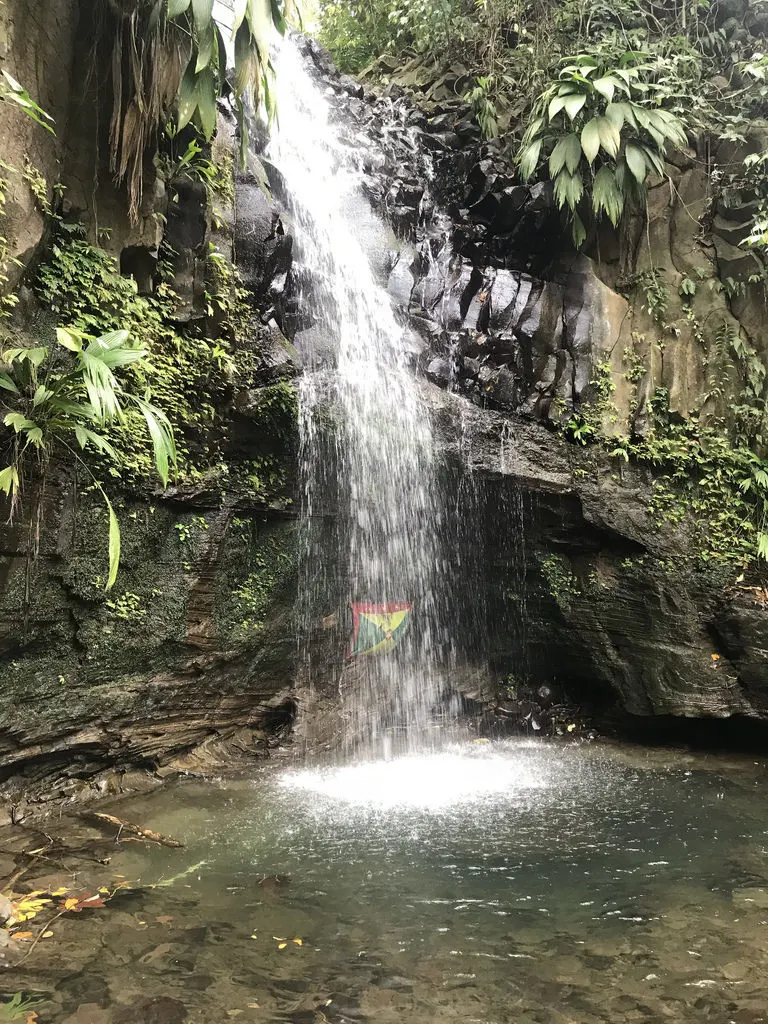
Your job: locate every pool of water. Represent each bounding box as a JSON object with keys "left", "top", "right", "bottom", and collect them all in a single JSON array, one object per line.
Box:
[{"left": 17, "top": 740, "right": 768, "bottom": 1022}]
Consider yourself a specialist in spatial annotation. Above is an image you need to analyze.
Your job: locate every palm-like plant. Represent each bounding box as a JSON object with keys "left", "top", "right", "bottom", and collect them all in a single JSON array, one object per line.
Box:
[
  {"left": 106, "top": 0, "right": 297, "bottom": 218},
  {"left": 517, "top": 52, "right": 688, "bottom": 246},
  {"left": 0, "top": 327, "right": 176, "bottom": 588}
]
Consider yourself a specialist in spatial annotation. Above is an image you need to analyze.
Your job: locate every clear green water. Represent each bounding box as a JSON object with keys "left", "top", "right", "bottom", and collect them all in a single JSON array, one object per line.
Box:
[{"left": 28, "top": 740, "right": 768, "bottom": 1022}]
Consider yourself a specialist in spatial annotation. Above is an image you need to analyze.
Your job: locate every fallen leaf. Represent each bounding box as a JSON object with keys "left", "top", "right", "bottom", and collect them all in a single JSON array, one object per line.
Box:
[
  {"left": 11, "top": 930, "right": 34, "bottom": 940},
  {"left": 51, "top": 887, "right": 69, "bottom": 896},
  {"left": 711, "top": 653, "right": 721, "bottom": 661},
  {"left": 60, "top": 893, "right": 106, "bottom": 913},
  {"left": 155, "top": 915, "right": 174, "bottom": 924},
  {"left": 42, "top": 931, "right": 54, "bottom": 938},
  {"left": 566, "top": 724, "right": 576, "bottom": 733},
  {"left": 278, "top": 942, "right": 287, "bottom": 950},
  {"left": 292, "top": 938, "right": 302, "bottom": 946},
  {"left": 247, "top": 1003, "right": 260, "bottom": 1009},
  {"left": 272, "top": 936, "right": 287, "bottom": 941},
  {"left": 226, "top": 1012, "right": 242, "bottom": 1017}
]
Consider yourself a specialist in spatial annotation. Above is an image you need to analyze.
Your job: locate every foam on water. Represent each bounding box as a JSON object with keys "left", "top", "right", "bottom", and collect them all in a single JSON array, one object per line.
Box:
[{"left": 278, "top": 743, "right": 546, "bottom": 810}]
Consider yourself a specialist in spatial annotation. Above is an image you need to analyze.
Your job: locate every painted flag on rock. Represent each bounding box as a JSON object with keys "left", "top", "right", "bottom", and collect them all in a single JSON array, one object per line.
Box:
[{"left": 347, "top": 602, "right": 412, "bottom": 658}]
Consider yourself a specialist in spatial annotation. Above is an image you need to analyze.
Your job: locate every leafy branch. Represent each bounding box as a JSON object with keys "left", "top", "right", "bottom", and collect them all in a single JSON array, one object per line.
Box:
[
  {"left": 517, "top": 51, "right": 687, "bottom": 245},
  {"left": 0, "top": 328, "right": 176, "bottom": 588}
]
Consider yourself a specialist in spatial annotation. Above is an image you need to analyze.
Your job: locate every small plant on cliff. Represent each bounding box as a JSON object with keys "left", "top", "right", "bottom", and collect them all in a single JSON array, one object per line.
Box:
[
  {"left": 0, "top": 70, "right": 54, "bottom": 133},
  {"left": 0, "top": 328, "right": 176, "bottom": 588},
  {"left": 517, "top": 51, "right": 687, "bottom": 246}
]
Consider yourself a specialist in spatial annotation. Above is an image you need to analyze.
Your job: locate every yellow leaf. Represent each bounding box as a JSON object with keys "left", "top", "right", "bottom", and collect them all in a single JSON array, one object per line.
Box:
[
  {"left": 272, "top": 936, "right": 287, "bottom": 941},
  {"left": 250, "top": 934, "right": 258, "bottom": 940},
  {"left": 42, "top": 930, "right": 54, "bottom": 938},
  {"left": 711, "top": 653, "right": 721, "bottom": 661},
  {"left": 292, "top": 938, "right": 302, "bottom": 946},
  {"left": 278, "top": 942, "right": 287, "bottom": 949},
  {"left": 63, "top": 897, "right": 80, "bottom": 911},
  {"left": 566, "top": 724, "right": 576, "bottom": 733},
  {"left": 51, "top": 887, "right": 69, "bottom": 896}
]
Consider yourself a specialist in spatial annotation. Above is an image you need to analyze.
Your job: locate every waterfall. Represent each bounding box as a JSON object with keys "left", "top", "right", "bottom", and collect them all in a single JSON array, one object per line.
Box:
[{"left": 268, "top": 41, "right": 454, "bottom": 756}]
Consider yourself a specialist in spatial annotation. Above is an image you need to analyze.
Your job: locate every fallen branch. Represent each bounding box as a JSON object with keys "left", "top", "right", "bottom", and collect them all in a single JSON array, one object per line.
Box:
[{"left": 87, "top": 813, "right": 183, "bottom": 848}]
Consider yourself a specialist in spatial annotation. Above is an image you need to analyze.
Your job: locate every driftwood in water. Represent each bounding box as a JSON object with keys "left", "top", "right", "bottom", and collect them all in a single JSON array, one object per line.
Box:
[{"left": 88, "top": 812, "right": 183, "bottom": 848}]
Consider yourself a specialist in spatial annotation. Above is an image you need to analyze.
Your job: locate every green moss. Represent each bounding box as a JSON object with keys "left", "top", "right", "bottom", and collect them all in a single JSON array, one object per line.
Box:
[
  {"left": 33, "top": 225, "right": 251, "bottom": 486},
  {"left": 215, "top": 518, "right": 298, "bottom": 642}
]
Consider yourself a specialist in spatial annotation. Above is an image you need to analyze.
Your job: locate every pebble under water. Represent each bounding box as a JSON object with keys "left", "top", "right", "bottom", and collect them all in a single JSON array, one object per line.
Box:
[{"left": 17, "top": 739, "right": 768, "bottom": 1023}]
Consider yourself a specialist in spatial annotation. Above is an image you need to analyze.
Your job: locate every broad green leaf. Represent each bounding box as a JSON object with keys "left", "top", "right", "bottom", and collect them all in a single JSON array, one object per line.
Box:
[
  {"left": 0, "top": 465, "right": 19, "bottom": 497},
  {"left": 580, "top": 118, "right": 601, "bottom": 163},
  {"left": 195, "top": 66, "right": 217, "bottom": 140},
  {"left": 24, "top": 425, "right": 44, "bottom": 446},
  {"left": 548, "top": 94, "right": 567, "bottom": 120},
  {"left": 563, "top": 92, "right": 587, "bottom": 120},
  {"left": 595, "top": 115, "right": 621, "bottom": 158},
  {"left": 571, "top": 211, "right": 587, "bottom": 248},
  {"left": 235, "top": 96, "right": 250, "bottom": 168},
  {"left": 96, "top": 330, "right": 131, "bottom": 350},
  {"left": 553, "top": 169, "right": 583, "bottom": 211},
  {"left": 624, "top": 143, "right": 648, "bottom": 183},
  {"left": 592, "top": 76, "right": 616, "bottom": 102},
  {"left": 246, "top": 0, "right": 274, "bottom": 61},
  {"left": 167, "top": 0, "right": 191, "bottom": 16},
  {"left": 758, "top": 531, "right": 768, "bottom": 562},
  {"left": 103, "top": 491, "right": 121, "bottom": 591},
  {"left": 191, "top": 0, "right": 213, "bottom": 30},
  {"left": 563, "top": 133, "right": 581, "bottom": 173},
  {"left": 550, "top": 134, "right": 581, "bottom": 177},
  {"left": 32, "top": 385, "right": 51, "bottom": 407},
  {"left": 234, "top": 22, "right": 260, "bottom": 99},
  {"left": 517, "top": 139, "right": 542, "bottom": 181},
  {"left": 605, "top": 102, "right": 626, "bottom": 130},
  {"left": 196, "top": 17, "right": 217, "bottom": 72},
  {"left": 57, "top": 327, "right": 82, "bottom": 352},
  {"left": 1, "top": 70, "right": 23, "bottom": 93},
  {"left": 177, "top": 61, "right": 199, "bottom": 131},
  {"left": 0, "top": 373, "right": 18, "bottom": 393},
  {"left": 75, "top": 423, "right": 88, "bottom": 448},
  {"left": 640, "top": 143, "right": 665, "bottom": 177},
  {"left": 4, "top": 411, "right": 35, "bottom": 432},
  {"left": 592, "top": 165, "right": 624, "bottom": 226},
  {"left": 79, "top": 428, "right": 118, "bottom": 460},
  {"left": 134, "top": 396, "right": 177, "bottom": 487}
]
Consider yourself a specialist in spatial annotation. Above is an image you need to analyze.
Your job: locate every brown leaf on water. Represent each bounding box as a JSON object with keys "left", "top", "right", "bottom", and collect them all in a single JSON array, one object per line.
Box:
[{"left": 60, "top": 893, "right": 106, "bottom": 913}]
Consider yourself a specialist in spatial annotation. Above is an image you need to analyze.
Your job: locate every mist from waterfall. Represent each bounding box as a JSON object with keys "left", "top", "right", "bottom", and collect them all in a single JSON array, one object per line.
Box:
[{"left": 268, "top": 40, "right": 456, "bottom": 756}]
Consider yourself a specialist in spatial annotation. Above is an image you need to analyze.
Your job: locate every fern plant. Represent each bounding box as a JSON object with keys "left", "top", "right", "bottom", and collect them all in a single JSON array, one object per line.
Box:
[
  {"left": 0, "top": 328, "right": 176, "bottom": 589},
  {"left": 517, "top": 51, "right": 688, "bottom": 246}
]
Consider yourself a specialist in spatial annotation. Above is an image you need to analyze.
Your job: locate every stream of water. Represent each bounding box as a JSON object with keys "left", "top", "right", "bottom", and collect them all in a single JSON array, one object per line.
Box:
[{"left": 268, "top": 41, "right": 457, "bottom": 757}]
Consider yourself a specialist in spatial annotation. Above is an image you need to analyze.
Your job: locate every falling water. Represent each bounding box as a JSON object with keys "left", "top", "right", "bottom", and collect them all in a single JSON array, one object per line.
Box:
[{"left": 268, "top": 42, "right": 453, "bottom": 756}]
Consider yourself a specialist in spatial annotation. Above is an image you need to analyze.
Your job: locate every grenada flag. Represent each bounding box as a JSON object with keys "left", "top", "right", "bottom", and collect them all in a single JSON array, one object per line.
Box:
[{"left": 347, "top": 602, "right": 413, "bottom": 659}]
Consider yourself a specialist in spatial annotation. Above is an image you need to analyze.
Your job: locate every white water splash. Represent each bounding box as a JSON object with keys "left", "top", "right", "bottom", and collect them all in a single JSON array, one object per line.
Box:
[{"left": 279, "top": 744, "right": 546, "bottom": 810}]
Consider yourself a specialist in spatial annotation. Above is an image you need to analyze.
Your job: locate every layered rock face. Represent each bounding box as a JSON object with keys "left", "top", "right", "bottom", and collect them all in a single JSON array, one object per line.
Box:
[
  {"left": 0, "top": 5, "right": 303, "bottom": 815},
  {"left": 296, "top": 37, "right": 768, "bottom": 730}
]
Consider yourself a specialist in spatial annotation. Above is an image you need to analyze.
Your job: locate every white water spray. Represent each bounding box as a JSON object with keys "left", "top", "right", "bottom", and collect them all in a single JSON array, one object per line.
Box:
[{"left": 269, "top": 42, "right": 454, "bottom": 755}]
